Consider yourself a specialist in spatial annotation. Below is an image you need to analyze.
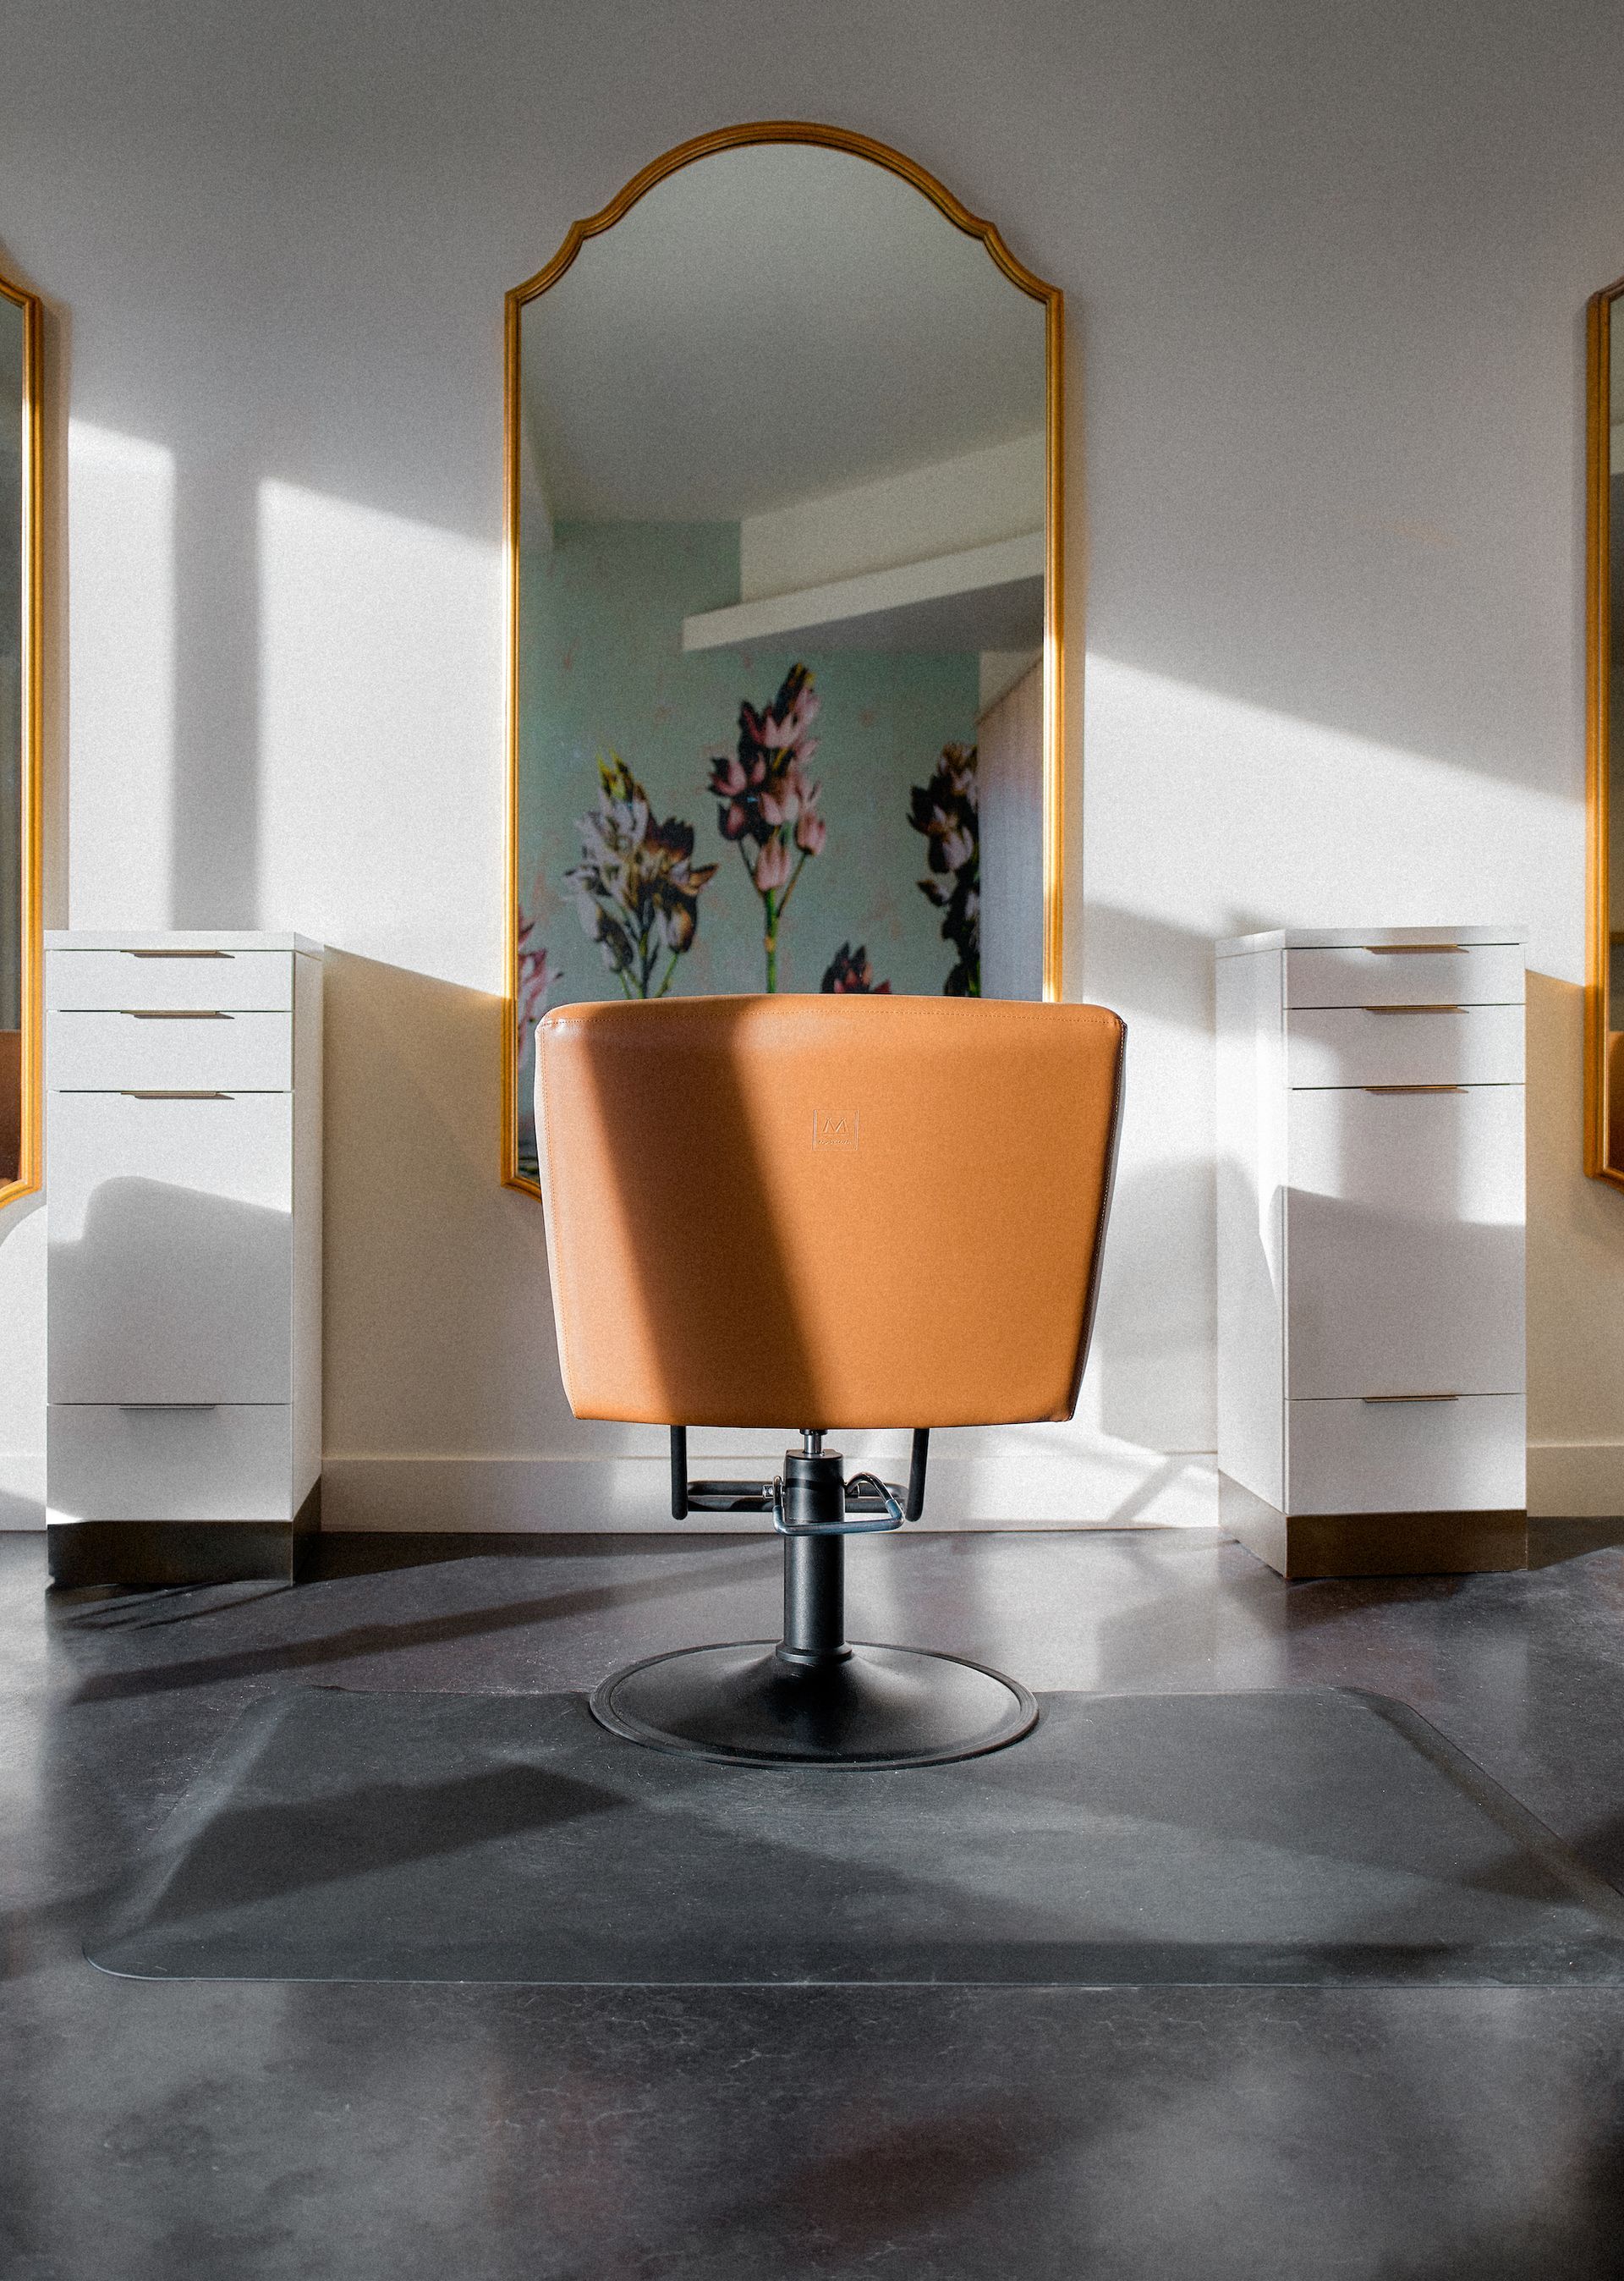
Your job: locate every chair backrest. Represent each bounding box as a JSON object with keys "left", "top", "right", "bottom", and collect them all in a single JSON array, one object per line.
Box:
[{"left": 535, "top": 993, "right": 1124, "bottom": 1431}]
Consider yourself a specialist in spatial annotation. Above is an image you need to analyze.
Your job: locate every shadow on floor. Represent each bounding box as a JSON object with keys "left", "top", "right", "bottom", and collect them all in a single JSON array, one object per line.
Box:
[
  {"left": 1528, "top": 1520, "right": 1624, "bottom": 1571},
  {"left": 65, "top": 1539, "right": 779, "bottom": 1706},
  {"left": 302, "top": 1530, "right": 762, "bottom": 1578}
]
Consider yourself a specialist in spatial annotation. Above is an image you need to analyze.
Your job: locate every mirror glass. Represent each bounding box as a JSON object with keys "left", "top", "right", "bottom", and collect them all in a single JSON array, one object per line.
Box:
[
  {"left": 0, "top": 282, "right": 31, "bottom": 1197},
  {"left": 507, "top": 133, "right": 1058, "bottom": 1186}
]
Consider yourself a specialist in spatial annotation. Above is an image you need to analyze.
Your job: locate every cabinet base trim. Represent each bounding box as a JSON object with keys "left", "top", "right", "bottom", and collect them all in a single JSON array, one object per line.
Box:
[
  {"left": 1220, "top": 1474, "right": 1526, "bottom": 1578},
  {"left": 48, "top": 1480, "right": 321, "bottom": 1588}
]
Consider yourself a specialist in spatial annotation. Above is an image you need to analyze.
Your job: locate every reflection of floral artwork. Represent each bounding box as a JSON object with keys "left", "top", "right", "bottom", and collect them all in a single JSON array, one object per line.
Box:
[
  {"left": 909, "top": 743, "right": 980, "bottom": 997},
  {"left": 566, "top": 754, "right": 717, "bottom": 998},
  {"left": 514, "top": 520, "right": 982, "bottom": 1185},
  {"left": 513, "top": 915, "right": 557, "bottom": 1182},
  {"left": 820, "top": 943, "right": 891, "bottom": 993},
  {"left": 515, "top": 915, "right": 558, "bottom": 1044},
  {"left": 706, "top": 663, "right": 826, "bottom": 992}
]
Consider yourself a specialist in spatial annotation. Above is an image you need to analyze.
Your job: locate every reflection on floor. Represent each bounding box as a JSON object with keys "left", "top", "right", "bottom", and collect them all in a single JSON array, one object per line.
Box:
[{"left": 7, "top": 1524, "right": 1624, "bottom": 2279}]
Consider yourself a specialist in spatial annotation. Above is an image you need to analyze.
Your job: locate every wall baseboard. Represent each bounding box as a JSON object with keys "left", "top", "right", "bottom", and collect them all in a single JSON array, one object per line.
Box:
[
  {"left": 14, "top": 1443, "right": 1603, "bottom": 1534},
  {"left": 1528, "top": 1442, "right": 1624, "bottom": 1518},
  {"left": 321, "top": 1449, "right": 1221, "bottom": 1533}
]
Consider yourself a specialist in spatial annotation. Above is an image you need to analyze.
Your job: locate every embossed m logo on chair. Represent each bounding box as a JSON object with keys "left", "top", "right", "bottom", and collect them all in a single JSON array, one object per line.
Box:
[{"left": 813, "top": 1109, "right": 859, "bottom": 1151}]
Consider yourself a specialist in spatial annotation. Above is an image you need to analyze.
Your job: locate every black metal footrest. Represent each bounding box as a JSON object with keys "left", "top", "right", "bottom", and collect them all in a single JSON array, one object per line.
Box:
[
  {"left": 772, "top": 1470, "right": 905, "bottom": 1537},
  {"left": 685, "top": 1480, "right": 775, "bottom": 1514},
  {"left": 669, "top": 1428, "right": 930, "bottom": 1528}
]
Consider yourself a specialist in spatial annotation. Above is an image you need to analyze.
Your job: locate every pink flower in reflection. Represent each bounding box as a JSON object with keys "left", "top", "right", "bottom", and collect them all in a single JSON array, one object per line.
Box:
[
  {"left": 516, "top": 915, "right": 557, "bottom": 1042},
  {"left": 753, "top": 834, "right": 793, "bottom": 893},
  {"left": 705, "top": 663, "right": 827, "bottom": 992},
  {"left": 820, "top": 943, "right": 891, "bottom": 994},
  {"left": 794, "top": 782, "right": 827, "bottom": 855}
]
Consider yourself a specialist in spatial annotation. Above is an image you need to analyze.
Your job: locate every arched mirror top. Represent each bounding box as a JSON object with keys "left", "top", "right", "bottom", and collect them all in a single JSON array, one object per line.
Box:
[{"left": 504, "top": 125, "right": 1063, "bottom": 1193}]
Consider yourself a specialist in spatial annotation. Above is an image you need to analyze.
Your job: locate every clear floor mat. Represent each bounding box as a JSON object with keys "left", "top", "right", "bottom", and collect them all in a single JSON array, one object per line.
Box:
[{"left": 86, "top": 1684, "right": 1624, "bottom": 1987}]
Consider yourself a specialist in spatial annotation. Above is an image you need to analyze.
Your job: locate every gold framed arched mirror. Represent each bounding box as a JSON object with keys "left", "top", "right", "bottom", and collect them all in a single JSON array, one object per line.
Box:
[
  {"left": 502, "top": 122, "right": 1063, "bottom": 1192},
  {"left": 0, "top": 261, "right": 41, "bottom": 1208}
]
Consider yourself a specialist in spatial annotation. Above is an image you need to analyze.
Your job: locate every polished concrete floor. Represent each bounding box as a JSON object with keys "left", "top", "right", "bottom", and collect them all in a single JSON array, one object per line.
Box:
[{"left": 7, "top": 1522, "right": 1624, "bottom": 2280}]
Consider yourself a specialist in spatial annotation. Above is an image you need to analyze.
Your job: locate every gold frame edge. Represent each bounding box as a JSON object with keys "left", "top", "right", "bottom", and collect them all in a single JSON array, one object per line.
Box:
[
  {"left": 1586, "top": 278, "right": 1624, "bottom": 1188},
  {"left": 0, "top": 265, "right": 41, "bottom": 1212}
]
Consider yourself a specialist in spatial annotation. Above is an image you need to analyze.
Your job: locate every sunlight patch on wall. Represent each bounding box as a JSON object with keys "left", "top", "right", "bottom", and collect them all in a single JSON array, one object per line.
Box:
[
  {"left": 1083, "top": 651, "right": 1573, "bottom": 973},
  {"left": 1077, "top": 650, "right": 1575, "bottom": 1464},
  {"left": 66, "top": 422, "right": 175, "bottom": 926},
  {"left": 256, "top": 479, "right": 504, "bottom": 992}
]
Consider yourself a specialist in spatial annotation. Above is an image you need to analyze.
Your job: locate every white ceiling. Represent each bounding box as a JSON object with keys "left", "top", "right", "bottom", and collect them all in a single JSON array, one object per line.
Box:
[{"left": 520, "top": 143, "right": 1047, "bottom": 524}]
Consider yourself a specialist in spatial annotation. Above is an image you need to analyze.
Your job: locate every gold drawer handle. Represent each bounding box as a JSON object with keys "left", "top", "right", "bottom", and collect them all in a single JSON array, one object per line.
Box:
[
  {"left": 1366, "top": 943, "right": 1468, "bottom": 954},
  {"left": 1363, "top": 1083, "right": 1468, "bottom": 1094},
  {"left": 1359, "top": 1003, "right": 1464, "bottom": 1014},
  {"left": 123, "top": 1009, "right": 230, "bottom": 1020},
  {"left": 119, "top": 1090, "right": 233, "bottom": 1100},
  {"left": 1362, "top": 1392, "right": 1461, "bottom": 1404},
  {"left": 127, "top": 948, "right": 233, "bottom": 959}
]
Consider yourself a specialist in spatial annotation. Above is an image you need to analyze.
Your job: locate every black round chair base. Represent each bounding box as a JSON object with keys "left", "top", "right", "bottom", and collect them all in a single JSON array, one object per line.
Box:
[{"left": 590, "top": 1640, "right": 1038, "bottom": 1768}]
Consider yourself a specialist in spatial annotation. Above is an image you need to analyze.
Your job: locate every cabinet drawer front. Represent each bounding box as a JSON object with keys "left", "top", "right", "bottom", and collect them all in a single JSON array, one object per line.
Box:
[
  {"left": 48, "top": 1009, "right": 292, "bottom": 1093},
  {"left": 1287, "top": 1003, "right": 1524, "bottom": 1089},
  {"left": 1287, "top": 1394, "right": 1525, "bottom": 1515},
  {"left": 47, "top": 1092, "right": 293, "bottom": 1403},
  {"left": 47, "top": 1404, "right": 292, "bottom": 1522},
  {"left": 1286, "top": 1086, "right": 1524, "bottom": 1398},
  {"left": 1287, "top": 944, "right": 1523, "bottom": 1009},
  {"left": 47, "top": 948, "right": 294, "bottom": 1012}
]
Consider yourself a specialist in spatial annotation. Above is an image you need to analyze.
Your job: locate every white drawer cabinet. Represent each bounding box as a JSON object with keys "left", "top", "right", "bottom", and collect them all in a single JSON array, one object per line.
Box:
[
  {"left": 1285, "top": 1003, "right": 1524, "bottom": 1090},
  {"left": 48, "top": 1404, "right": 294, "bottom": 1523},
  {"left": 48, "top": 1009, "right": 294, "bottom": 1092},
  {"left": 47, "top": 945, "right": 295, "bottom": 1011},
  {"left": 1217, "top": 926, "right": 1527, "bottom": 1578},
  {"left": 1285, "top": 1086, "right": 1525, "bottom": 1399},
  {"left": 45, "top": 932, "right": 323, "bottom": 1586},
  {"left": 48, "top": 1092, "right": 294, "bottom": 1402},
  {"left": 1285, "top": 941, "right": 1525, "bottom": 1009},
  {"left": 1285, "top": 1394, "right": 1527, "bottom": 1518}
]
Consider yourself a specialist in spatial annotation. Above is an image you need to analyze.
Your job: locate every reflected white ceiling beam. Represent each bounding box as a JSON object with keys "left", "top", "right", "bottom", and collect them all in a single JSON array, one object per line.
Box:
[
  {"left": 683, "top": 531, "right": 1043, "bottom": 655},
  {"left": 739, "top": 431, "right": 1044, "bottom": 602}
]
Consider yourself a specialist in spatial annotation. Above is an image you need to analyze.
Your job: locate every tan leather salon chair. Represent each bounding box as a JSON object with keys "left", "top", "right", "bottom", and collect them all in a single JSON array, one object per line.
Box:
[{"left": 535, "top": 993, "right": 1125, "bottom": 1767}]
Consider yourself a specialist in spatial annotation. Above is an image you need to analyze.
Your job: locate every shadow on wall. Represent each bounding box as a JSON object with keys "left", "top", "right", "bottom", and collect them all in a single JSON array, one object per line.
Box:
[
  {"left": 321, "top": 950, "right": 579, "bottom": 1472},
  {"left": 1078, "top": 903, "right": 1273, "bottom": 1456},
  {"left": 1091, "top": 1158, "right": 1215, "bottom": 1452},
  {"left": 1082, "top": 901, "right": 1269, "bottom": 1037},
  {"left": 49, "top": 1177, "right": 292, "bottom": 1400},
  {"left": 1081, "top": 230, "right": 1581, "bottom": 805}
]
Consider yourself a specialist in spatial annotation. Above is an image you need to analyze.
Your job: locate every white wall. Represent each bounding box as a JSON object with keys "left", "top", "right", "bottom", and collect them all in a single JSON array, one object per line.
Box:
[{"left": 3, "top": 0, "right": 1624, "bottom": 1529}]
